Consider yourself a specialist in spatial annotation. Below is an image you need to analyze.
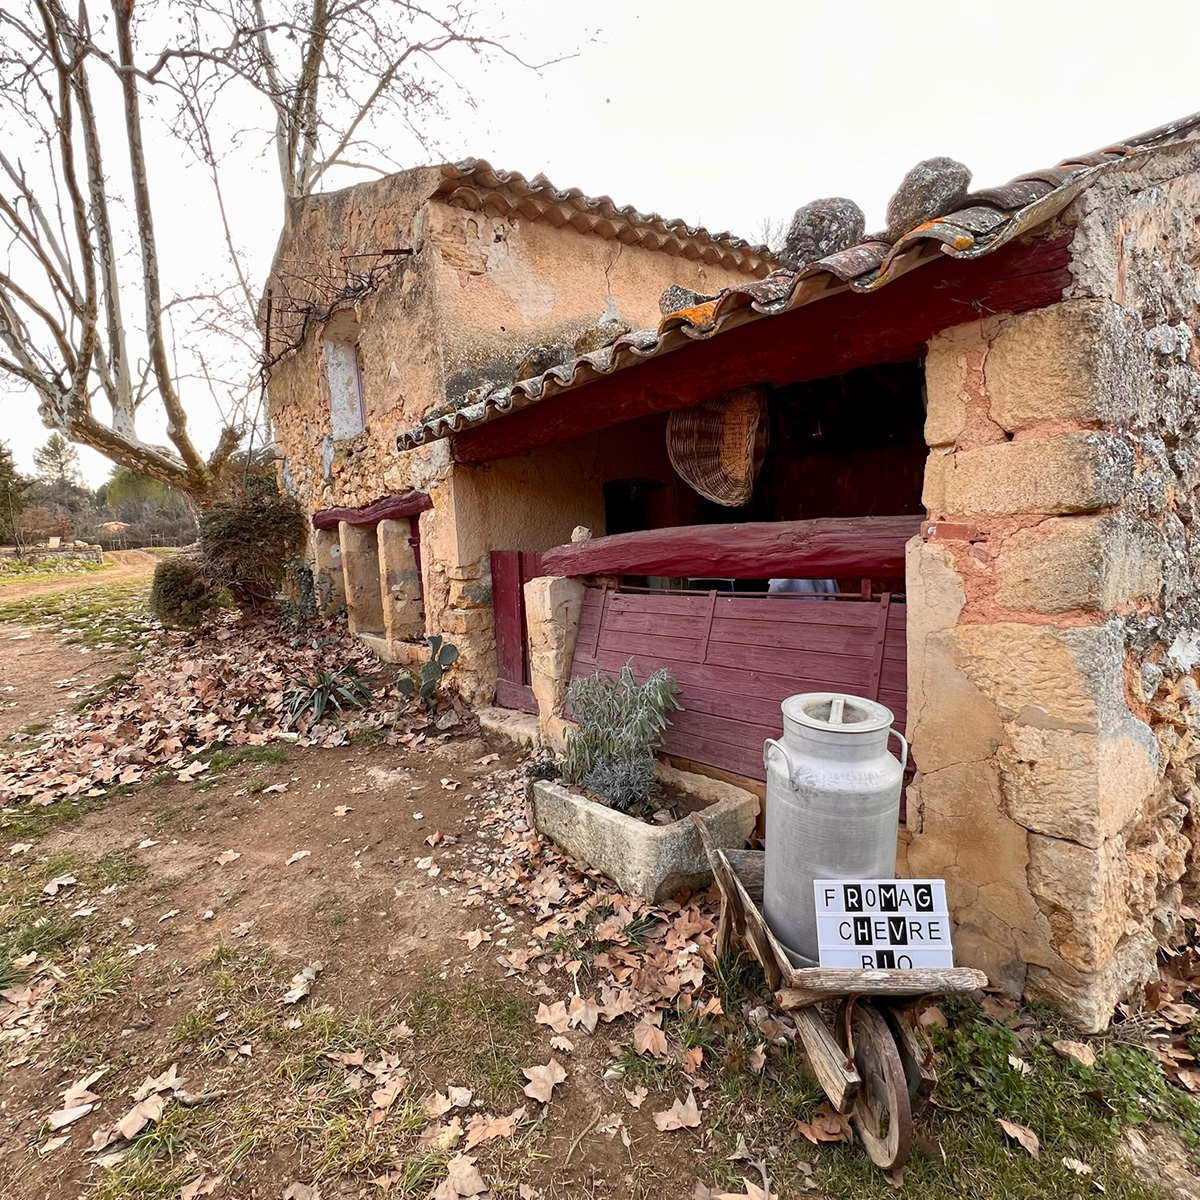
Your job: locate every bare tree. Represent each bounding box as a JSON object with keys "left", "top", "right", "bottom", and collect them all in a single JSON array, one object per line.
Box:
[{"left": 0, "top": 1, "right": 550, "bottom": 505}]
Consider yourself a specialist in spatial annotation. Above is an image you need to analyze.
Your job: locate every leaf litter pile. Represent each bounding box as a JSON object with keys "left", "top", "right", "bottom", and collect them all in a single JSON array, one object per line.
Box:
[{"left": 0, "top": 611, "right": 426, "bottom": 806}]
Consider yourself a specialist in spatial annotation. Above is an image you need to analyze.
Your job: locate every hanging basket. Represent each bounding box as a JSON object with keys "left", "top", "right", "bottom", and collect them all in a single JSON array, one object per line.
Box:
[{"left": 667, "top": 386, "right": 769, "bottom": 507}]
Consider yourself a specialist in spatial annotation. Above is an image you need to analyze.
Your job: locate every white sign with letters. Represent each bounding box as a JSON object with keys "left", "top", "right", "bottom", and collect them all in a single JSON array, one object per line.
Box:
[{"left": 813, "top": 879, "right": 955, "bottom": 970}]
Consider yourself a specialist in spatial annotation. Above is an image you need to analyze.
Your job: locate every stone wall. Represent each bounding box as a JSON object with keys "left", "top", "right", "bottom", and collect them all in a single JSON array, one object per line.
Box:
[
  {"left": 265, "top": 167, "right": 745, "bottom": 702},
  {"left": 903, "top": 140, "right": 1200, "bottom": 1029}
]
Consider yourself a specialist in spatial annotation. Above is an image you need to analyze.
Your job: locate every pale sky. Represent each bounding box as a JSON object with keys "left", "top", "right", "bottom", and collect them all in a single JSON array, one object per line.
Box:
[{"left": 6, "top": 0, "right": 1200, "bottom": 486}]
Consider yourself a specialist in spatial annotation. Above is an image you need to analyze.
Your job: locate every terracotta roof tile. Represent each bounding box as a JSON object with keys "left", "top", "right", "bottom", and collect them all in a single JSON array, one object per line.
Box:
[
  {"left": 399, "top": 111, "right": 1200, "bottom": 453},
  {"left": 434, "top": 160, "right": 776, "bottom": 277}
]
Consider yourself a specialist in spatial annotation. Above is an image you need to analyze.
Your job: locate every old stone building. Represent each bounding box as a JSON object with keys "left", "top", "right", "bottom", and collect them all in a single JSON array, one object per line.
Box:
[{"left": 266, "top": 113, "right": 1200, "bottom": 1029}]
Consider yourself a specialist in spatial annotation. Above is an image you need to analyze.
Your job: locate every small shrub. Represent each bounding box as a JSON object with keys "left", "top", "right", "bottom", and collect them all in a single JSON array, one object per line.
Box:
[
  {"left": 284, "top": 666, "right": 374, "bottom": 729},
  {"left": 279, "top": 558, "right": 319, "bottom": 631},
  {"left": 199, "top": 481, "right": 306, "bottom": 611},
  {"left": 397, "top": 634, "right": 459, "bottom": 710},
  {"left": 149, "top": 553, "right": 211, "bottom": 628},
  {"left": 562, "top": 662, "right": 681, "bottom": 812}
]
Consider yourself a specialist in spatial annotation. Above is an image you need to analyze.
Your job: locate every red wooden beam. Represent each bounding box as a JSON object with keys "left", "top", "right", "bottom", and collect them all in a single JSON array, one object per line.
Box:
[
  {"left": 453, "top": 233, "right": 1073, "bottom": 464},
  {"left": 539, "top": 515, "right": 920, "bottom": 579},
  {"left": 312, "top": 489, "right": 431, "bottom": 530}
]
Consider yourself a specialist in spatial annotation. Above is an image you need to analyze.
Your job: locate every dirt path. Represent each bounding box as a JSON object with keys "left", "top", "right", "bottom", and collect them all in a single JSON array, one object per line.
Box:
[
  {"left": 0, "top": 625, "right": 127, "bottom": 740},
  {"left": 0, "top": 549, "right": 158, "bottom": 603}
]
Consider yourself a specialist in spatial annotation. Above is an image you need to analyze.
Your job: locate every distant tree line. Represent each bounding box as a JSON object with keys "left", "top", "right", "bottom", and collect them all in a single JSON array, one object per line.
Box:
[{"left": 1, "top": 435, "right": 196, "bottom": 550}]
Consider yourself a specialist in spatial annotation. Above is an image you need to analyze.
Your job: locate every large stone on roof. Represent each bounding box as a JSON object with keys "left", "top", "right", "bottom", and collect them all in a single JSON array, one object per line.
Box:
[
  {"left": 658, "top": 284, "right": 714, "bottom": 316},
  {"left": 778, "top": 198, "right": 865, "bottom": 270},
  {"left": 885, "top": 157, "right": 972, "bottom": 242},
  {"left": 573, "top": 318, "right": 631, "bottom": 357}
]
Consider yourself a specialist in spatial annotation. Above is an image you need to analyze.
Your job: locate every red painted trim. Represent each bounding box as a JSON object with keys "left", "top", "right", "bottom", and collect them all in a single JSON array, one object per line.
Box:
[
  {"left": 490, "top": 550, "right": 525, "bottom": 688},
  {"left": 453, "top": 233, "right": 1073, "bottom": 464},
  {"left": 312, "top": 490, "right": 431, "bottom": 530},
  {"left": 540, "top": 516, "right": 920, "bottom": 580}
]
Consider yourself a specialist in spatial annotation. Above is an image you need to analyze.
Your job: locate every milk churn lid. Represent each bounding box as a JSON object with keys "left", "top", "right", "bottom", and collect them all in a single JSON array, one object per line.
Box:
[{"left": 781, "top": 691, "right": 895, "bottom": 734}]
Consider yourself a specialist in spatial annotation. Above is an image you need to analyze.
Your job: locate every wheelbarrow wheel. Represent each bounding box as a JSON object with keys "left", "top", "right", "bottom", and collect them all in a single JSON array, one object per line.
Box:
[{"left": 837, "top": 1000, "right": 912, "bottom": 1171}]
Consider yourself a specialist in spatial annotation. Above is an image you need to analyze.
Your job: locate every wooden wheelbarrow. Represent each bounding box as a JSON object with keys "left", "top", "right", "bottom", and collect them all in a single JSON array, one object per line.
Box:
[{"left": 691, "top": 817, "right": 986, "bottom": 1171}]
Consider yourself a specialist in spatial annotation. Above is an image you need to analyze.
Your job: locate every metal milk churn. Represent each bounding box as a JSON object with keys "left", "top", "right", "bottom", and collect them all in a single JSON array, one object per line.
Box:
[{"left": 762, "top": 692, "right": 908, "bottom": 967}]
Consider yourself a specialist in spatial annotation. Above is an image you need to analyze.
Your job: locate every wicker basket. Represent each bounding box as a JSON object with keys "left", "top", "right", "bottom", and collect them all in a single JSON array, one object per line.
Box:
[{"left": 667, "top": 386, "right": 769, "bottom": 506}]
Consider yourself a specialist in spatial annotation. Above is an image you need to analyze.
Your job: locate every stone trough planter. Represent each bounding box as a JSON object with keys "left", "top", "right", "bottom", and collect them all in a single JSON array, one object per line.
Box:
[{"left": 529, "top": 765, "right": 759, "bottom": 903}]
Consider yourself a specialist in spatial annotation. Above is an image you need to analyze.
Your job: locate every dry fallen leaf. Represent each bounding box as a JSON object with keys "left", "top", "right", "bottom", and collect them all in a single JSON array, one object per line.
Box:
[
  {"left": 333, "top": 805, "right": 352, "bottom": 816},
  {"left": 37, "top": 1135, "right": 69, "bottom": 1156},
  {"left": 180, "top": 1174, "right": 223, "bottom": 1199},
  {"left": 42, "top": 873, "right": 77, "bottom": 896},
  {"left": 1051, "top": 1039, "right": 1096, "bottom": 1069},
  {"left": 280, "top": 962, "right": 323, "bottom": 1005},
  {"left": 464, "top": 1106, "right": 524, "bottom": 1149},
  {"left": 1062, "top": 1156, "right": 1092, "bottom": 1176},
  {"left": 261, "top": 783, "right": 288, "bottom": 794},
  {"left": 997, "top": 1117, "right": 1040, "bottom": 1158},
  {"left": 653, "top": 1091, "right": 701, "bottom": 1132},
  {"left": 683, "top": 1046, "right": 704, "bottom": 1074},
  {"left": 423, "top": 1091, "right": 454, "bottom": 1118},
  {"left": 1007, "top": 1054, "right": 1033, "bottom": 1076},
  {"left": 137, "top": 838, "right": 158, "bottom": 849},
  {"left": 535, "top": 1001, "right": 570, "bottom": 1034},
  {"left": 285, "top": 850, "right": 311, "bottom": 866},
  {"left": 522, "top": 1058, "right": 567, "bottom": 1104},
  {"left": 549, "top": 1035, "right": 575, "bottom": 1053},
  {"left": 9, "top": 843, "right": 32, "bottom": 855},
  {"left": 632, "top": 1017, "right": 669, "bottom": 1059},
  {"left": 214, "top": 850, "right": 240, "bottom": 866},
  {"left": 462, "top": 929, "right": 490, "bottom": 950},
  {"left": 283, "top": 1184, "right": 320, "bottom": 1200},
  {"left": 447, "top": 1086, "right": 474, "bottom": 1109},
  {"left": 568, "top": 994, "right": 600, "bottom": 1034},
  {"left": 713, "top": 1181, "right": 766, "bottom": 1200},
  {"left": 417, "top": 1116, "right": 464, "bottom": 1151},
  {"left": 623, "top": 1086, "right": 648, "bottom": 1109},
  {"left": 796, "top": 1102, "right": 852, "bottom": 1145},
  {"left": 432, "top": 1153, "right": 487, "bottom": 1199},
  {"left": 47, "top": 1103, "right": 93, "bottom": 1130},
  {"left": 748, "top": 1043, "right": 767, "bottom": 1074},
  {"left": 230, "top": 921, "right": 254, "bottom": 938}
]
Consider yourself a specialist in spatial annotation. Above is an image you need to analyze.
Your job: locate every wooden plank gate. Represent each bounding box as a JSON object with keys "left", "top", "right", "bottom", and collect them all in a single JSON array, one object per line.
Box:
[
  {"left": 570, "top": 587, "right": 906, "bottom": 782},
  {"left": 489, "top": 550, "right": 543, "bottom": 714}
]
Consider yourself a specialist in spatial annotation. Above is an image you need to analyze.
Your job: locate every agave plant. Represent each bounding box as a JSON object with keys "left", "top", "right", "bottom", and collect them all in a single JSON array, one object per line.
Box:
[
  {"left": 396, "top": 634, "right": 459, "bottom": 710},
  {"left": 284, "top": 665, "right": 374, "bottom": 729}
]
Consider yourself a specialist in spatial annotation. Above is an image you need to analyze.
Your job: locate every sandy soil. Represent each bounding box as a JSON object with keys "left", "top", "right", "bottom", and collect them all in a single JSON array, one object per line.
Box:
[
  {"left": 0, "top": 550, "right": 158, "bottom": 603},
  {"left": 0, "top": 626, "right": 127, "bottom": 740}
]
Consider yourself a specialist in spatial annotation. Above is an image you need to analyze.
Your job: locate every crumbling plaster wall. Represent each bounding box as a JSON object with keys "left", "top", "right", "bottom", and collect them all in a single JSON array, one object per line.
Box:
[
  {"left": 903, "top": 140, "right": 1200, "bottom": 1030},
  {"left": 426, "top": 199, "right": 743, "bottom": 399},
  {"left": 267, "top": 167, "right": 724, "bottom": 703}
]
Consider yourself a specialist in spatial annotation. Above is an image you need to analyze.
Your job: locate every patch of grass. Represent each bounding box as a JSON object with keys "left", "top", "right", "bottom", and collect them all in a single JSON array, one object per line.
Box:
[
  {"left": 155, "top": 804, "right": 182, "bottom": 822},
  {"left": 193, "top": 777, "right": 221, "bottom": 793},
  {"left": 0, "top": 794, "right": 105, "bottom": 843},
  {"left": 202, "top": 744, "right": 289, "bottom": 772},
  {"left": 689, "top": 996, "right": 1200, "bottom": 1200},
  {"left": 96, "top": 850, "right": 149, "bottom": 886},
  {"left": 50, "top": 939, "right": 129, "bottom": 1012},
  {"left": 403, "top": 979, "right": 531, "bottom": 1103},
  {"left": 150, "top": 771, "right": 176, "bottom": 787},
  {"left": 0, "top": 579, "right": 157, "bottom": 650}
]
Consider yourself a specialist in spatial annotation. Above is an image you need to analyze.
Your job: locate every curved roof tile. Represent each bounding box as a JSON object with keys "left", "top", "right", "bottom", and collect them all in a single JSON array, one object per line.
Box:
[{"left": 399, "top": 111, "right": 1200, "bottom": 452}]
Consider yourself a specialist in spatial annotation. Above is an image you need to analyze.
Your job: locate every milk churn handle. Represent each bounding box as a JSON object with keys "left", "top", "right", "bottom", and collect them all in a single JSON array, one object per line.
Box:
[
  {"left": 763, "top": 738, "right": 796, "bottom": 789},
  {"left": 889, "top": 728, "right": 909, "bottom": 773}
]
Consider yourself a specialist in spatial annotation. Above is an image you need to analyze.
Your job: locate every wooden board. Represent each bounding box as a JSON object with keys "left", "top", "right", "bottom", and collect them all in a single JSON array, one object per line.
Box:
[
  {"left": 690, "top": 825, "right": 989, "bottom": 1006},
  {"left": 312, "top": 490, "right": 431, "bottom": 529},
  {"left": 489, "top": 550, "right": 544, "bottom": 715},
  {"left": 572, "top": 587, "right": 906, "bottom": 782},
  {"left": 541, "top": 516, "right": 919, "bottom": 579}
]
